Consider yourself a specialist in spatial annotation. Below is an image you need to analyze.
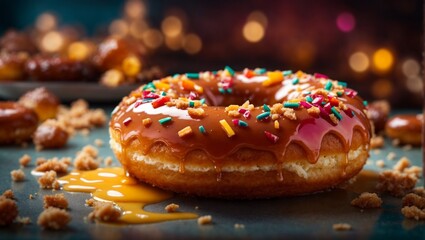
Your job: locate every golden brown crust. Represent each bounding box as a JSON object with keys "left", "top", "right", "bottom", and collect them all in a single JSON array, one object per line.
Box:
[
  {"left": 0, "top": 101, "right": 38, "bottom": 144},
  {"left": 19, "top": 87, "right": 59, "bottom": 121},
  {"left": 385, "top": 114, "right": 422, "bottom": 146}
]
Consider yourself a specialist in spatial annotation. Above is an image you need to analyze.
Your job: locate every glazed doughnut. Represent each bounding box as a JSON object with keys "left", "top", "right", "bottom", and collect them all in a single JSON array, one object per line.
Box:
[
  {"left": 110, "top": 67, "right": 371, "bottom": 198},
  {"left": 0, "top": 52, "right": 29, "bottom": 81},
  {"left": 33, "top": 119, "right": 69, "bottom": 150},
  {"left": 0, "top": 101, "right": 38, "bottom": 144},
  {"left": 19, "top": 87, "right": 60, "bottom": 121},
  {"left": 385, "top": 114, "right": 422, "bottom": 146},
  {"left": 367, "top": 100, "right": 390, "bottom": 134}
]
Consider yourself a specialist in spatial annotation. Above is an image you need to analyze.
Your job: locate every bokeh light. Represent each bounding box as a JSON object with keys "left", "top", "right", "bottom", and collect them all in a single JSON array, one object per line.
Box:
[
  {"left": 124, "top": 0, "right": 146, "bottom": 19},
  {"left": 371, "top": 79, "right": 393, "bottom": 98},
  {"left": 109, "top": 19, "right": 129, "bottom": 37},
  {"left": 406, "top": 75, "right": 423, "bottom": 94},
  {"left": 183, "top": 33, "right": 202, "bottom": 54},
  {"left": 243, "top": 21, "right": 265, "bottom": 43},
  {"left": 402, "top": 58, "right": 420, "bottom": 77},
  {"left": 336, "top": 12, "right": 356, "bottom": 32},
  {"left": 349, "top": 51, "right": 369, "bottom": 72},
  {"left": 36, "top": 12, "right": 57, "bottom": 32},
  {"left": 372, "top": 48, "right": 394, "bottom": 72},
  {"left": 41, "top": 31, "right": 64, "bottom": 52},
  {"left": 247, "top": 11, "right": 268, "bottom": 28},
  {"left": 142, "top": 29, "right": 163, "bottom": 49},
  {"left": 165, "top": 34, "right": 183, "bottom": 50},
  {"left": 161, "top": 16, "right": 183, "bottom": 38}
]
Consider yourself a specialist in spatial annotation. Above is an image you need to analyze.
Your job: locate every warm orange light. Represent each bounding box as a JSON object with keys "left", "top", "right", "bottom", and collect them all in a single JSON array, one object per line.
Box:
[
  {"left": 247, "top": 11, "right": 268, "bottom": 27},
  {"left": 371, "top": 79, "right": 393, "bottom": 98},
  {"left": 68, "top": 42, "right": 92, "bottom": 61},
  {"left": 349, "top": 52, "right": 369, "bottom": 72},
  {"left": 36, "top": 13, "right": 57, "bottom": 32},
  {"left": 165, "top": 35, "right": 183, "bottom": 51},
  {"left": 41, "top": 31, "right": 64, "bottom": 52},
  {"left": 372, "top": 48, "right": 394, "bottom": 71},
  {"left": 161, "top": 16, "right": 183, "bottom": 38},
  {"left": 402, "top": 58, "right": 420, "bottom": 78},
  {"left": 129, "top": 21, "right": 148, "bottom": 39},
  {"left": 183, "top": 33, "right": 202, "bottom": 54},
  {"left": 142, "top": 29, "right": 163, "bottom": 49},
  {"left": 125, "top": 0, "right": 146, "bottom": 19},
  {"left": 406, "top": 76, "right": 423, "bottom": 94},
  {"left": 109, "top": 19, "right": 129, "bottom": 37},
  {"left": 243, "top": 21, "right": 265, "bottom": 43}
]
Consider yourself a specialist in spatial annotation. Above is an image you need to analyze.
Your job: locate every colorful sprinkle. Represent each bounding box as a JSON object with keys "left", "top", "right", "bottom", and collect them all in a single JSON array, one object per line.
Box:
[
  {"left": 256, "top": 112, "right": 270, "bottom": 120},
  {"left": 264, "top": 131, "right": 279, "bottom": 144},
  {"left": 283, "top": 70, "right": 293, "bottom": 76},
  {"left": 263, "top": 71, "right": 284, "bottom": 87},
  {"left": 300, "top": 101, "right": 312, "bottom": 109},
  {"left": 292, "top": 78, "right": 299, "bottom": 85},
  {"left": 283, "top": 102, "right": 300, "bottom": 108},
  {"left": 243, "top": 68, "right": 255, "bottom": 78},
  {"left": 243, "top": 111, "right": 251, "bottom": 119},
  {"left": 172, "top": 73, "right": 180, "bottom": 78},
  {"left": 363, "top": 100, "right": 368, "bottom": 106},
  {"left": 189, "top": 101, "right": 195, "bottom": 107},
  {"left": 151, "top": 96, "right": 170, "bottom": 108},
  {"left": 123, "top": 117, "right": 132, "bottom": 126},
  {"left": 314, "top": 73, "right": 329, "bottom": 79},
  {"left": 232, "top": 119, "right": 248, "bottom": 127},
  {"left": 338, "top": 81, "right": 347, "bottom": 87},
  {"left": 331, "top": 107, "right": 342, "bottom": 120},
  {"left": 219, "top": 119, "right": 235, "bottom": 137},
  {"left": 186, "top": 73, "right": 199, "bottom": 79},
  {"left": 263, "top": 104, "right": 271, "bottom": 112},
  {"left": 158, "top": 117, "right": 172, "bottom": 125},
  {"left": 337, "top": 91, "right": 343, "bottom": 97},
  {"left": 306, "top": 95, "right": 313, "bottom": 103},
  {"left": 142, "top": 82, "right": 156, "bottom": 90},
  {"left": 274, "top": 120, "right": 280, "bottom": 129},
  {"left": 142, "top": 118, "right": 152, "bottom": 127},
  {"left": 254, "top": 68, "right": 267, "bottom": 74},
  {"left": 324, "top": 81, "right": 333, "bottom": 91},
  {"left": 199, "top": 125, "right": 206, "bottom": 134},
  {"left": 225, "top": 66, "right": 235, "bottom": 76},
  {"left": 178, "top": 126, "right": 193, "bottom": 138}
]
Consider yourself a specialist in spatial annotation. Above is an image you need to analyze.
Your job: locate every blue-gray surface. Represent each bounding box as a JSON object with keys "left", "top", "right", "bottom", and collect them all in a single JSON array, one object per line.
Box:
[{"left": 0, "top": 107, "right": 423, "bottom": 239}]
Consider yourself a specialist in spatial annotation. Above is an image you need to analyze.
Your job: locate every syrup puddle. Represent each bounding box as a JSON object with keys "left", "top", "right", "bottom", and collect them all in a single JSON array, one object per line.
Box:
[{"left": 59, "top": 167, "right": 197, "bottom": 224}]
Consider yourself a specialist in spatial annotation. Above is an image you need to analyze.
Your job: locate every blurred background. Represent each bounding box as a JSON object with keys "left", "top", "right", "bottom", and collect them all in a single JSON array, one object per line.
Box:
[{"left": 0, "top": 0, "right": 422, "bottom": 108}]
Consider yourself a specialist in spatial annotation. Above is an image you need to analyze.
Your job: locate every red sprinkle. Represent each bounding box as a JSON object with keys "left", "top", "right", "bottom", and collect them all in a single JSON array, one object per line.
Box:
[
  {"left": 189, "top": 91, "right": 199, "bottom": 100},
  {"left": 345, "top": 89, "right": 358, "bottom": 98},
  {"left": 314, "top": 73, "right": 329, "bottom": 79},
  {"left": 243, "top": 111, "right": 251, "bottom": 119},
  {"left": 134, "top": 100, "right": 142, "bottom": 108},
  {"left": 152, "top": 96, "right": 170, "bottom": 108},
  {"left": 123, "top": 117, "right": 132, "bottom": 126},
  {"left": 243, "top": 68, "right": 255, "bottom": 78},
  {"left": 300, "top": 101, "right": 312, "bottom": 109},
  {"left": 264, "top": 131, "right": 279, "bottom": 144},
  {"left": 143, "top": 90, "right": 159, "bottom": 99},
  {"left": 232, "top": 119, "right": 239, "bottom": 126},
  {"left": 312, "top": 96, "right": 323, "bottom": 105}
]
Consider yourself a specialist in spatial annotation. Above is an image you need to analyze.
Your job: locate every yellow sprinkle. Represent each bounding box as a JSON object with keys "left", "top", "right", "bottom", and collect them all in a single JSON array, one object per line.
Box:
[
  {"left": 274, "top": 120, "right": 280, "bottom": 129},
  {"left": 153, "top": 80, "right": 170, "bottom": 91},
  {"left": 142, "top": 118, "right": 152, "bottom": 127},
  {"left": 178, "top": 126, "right": 193, "bottom": 138},
  {"left": 296, "top": 70, "right": 304, "bottom": 78},
  {"left": 219, "top": 119, "right": 235, "bottom": 137},
  {"left": 263, "top": 71, "right": 284, "bottom": 87}
]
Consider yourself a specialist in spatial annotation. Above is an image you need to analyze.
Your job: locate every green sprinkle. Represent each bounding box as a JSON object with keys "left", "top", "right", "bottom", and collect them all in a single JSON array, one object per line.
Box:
[
  {"left": 283, "top": 70, "right": 293, "bottom": 76},
  {"left": 189, "top": 101, "right": 195, "bottom": 107},
  {"left": 161, "top": 91, "right": 167, "bottom": 96},
  {"left": 337, "top": 91, "right": 343, "bottom": 97},
  {"left": 212, "top": 71, "right": 218, "bottom": 75},
  {"left": 200, "top": 98, "right": 206, "bottom": 105},
  {"left": 363, "top": 100, "right": 368, "bottom": 106},
  {"left": 218, "top": 88, "right": 225, "bottom": 94},
  {"left": 225, "top": 66, "right": 235, "bottom": 76},
  {"left": 227, "top": 88, "right": 233, "bottom": 93},
  {"left": 306, "top": 96, "right": 313, "bottom": 103},
  {"left": 186, "top": 73, "right": 199, "bottom": 79},
  {"left": 254, "top": 68, "right": 266, "bottom": 74},
  {"left": 263, "top": 104, "right": 271, "bottom": 112},
  {"left": 324, "top": 81, "right": 333, "bottom": 91},
  {"left": 238, "top": 120, "right": 249, "bottom": 127},
  {"left": 292, "top": 78, "right": 299, "bottom": 85},
  {"left": 331, "top": 107, "right": 342, "bottom": 120},
  {"left": 142, "top": 82, "right": 156, "bottom": 90},
  {"left": 173, "top": 74, "right": 180, "bottom": 78},
  {"left": 256, "top": 112, "right": 270, "bottom": 120},
  {"left": 338, "top": 81, "right": 347, "bottom": 87},
  {"left": 158, "top": 117, "right": 172, "bottom": 125},
  {"left": 321, "top": 101, "right": 327, "bottom": 105},
  {"left": 199, "top": 125, "right": 206, "bottom": 134},
  {"left": 283, "top": 102, "right": 300, "bottom": 108}
]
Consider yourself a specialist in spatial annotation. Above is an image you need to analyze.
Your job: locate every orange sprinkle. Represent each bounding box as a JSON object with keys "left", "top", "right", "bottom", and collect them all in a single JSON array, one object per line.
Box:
[
  {"left": 178, "top": 126, "right": 193, "bottom": 138},
  {"left": 219, "top": 119, "right": 235, "bottom": 137},
  {"left": 274, "top": 120, "right": 280, "bottom": 129},
  {"left": 263, "top": 71, "right": 283, "bottom": 87},
  {"left": 296, "top": 70, "right": 304, "bottom": 78},
  {"left": 153, "top": 80, "right": 170, "bottom": 91}
]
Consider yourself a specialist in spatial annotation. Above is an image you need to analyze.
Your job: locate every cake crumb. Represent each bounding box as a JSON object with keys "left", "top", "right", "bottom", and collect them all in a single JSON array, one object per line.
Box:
[
  {"left": 2, "top": 189, "right": 14, "bottom": 199},
  {"left": 74, "top": 145, "right": 100, "bottom": 170},
  {"left": 376, "top": 170, "right": 417, "bottom": 197},
  {"left": 404, "top": 166, "right": 422, "bottom": 178},
  {"left": 16, "top": 216, "right": 31, "bottom": 225},
  {"left": 35, "top": 158, "right": 68, "bottom": 173},
  {"left": 165, "top": 203, "right": 180, "bottom": 213},
  {"left": 393, "top": 157, "right": 410, "bottom": 172},
  {"left": 19, "top": 154, "right": 31, "bottom": 167},
  {"left": 413, "top": 187, "right": 425, "bottom": 197},
  {"left": 402, "top": 193, "right": 425, "bottom": 209},
  {"left": 234, "top": 223, "right": 245, "bottom": 229},
  {"left": 401, "top": 206, "right": 425, "bottom": 220},
  {"left": 94, "top": 139, "right": 104, "bottom": 147},
  {"left": 38, "top": 171, "right": 60, "bottom": 190},
  {"left": 333, "top": 223, "right": 352, "bottom": 231},
  {"left": 386, "top": 152, "right": 396, "bottom": 160},
  {"left": 29, "top": 194, "right": 35, "bottom": 200},
  {"left": 36, "top": 157, "right": 47, "bottom": 166},
  {"left": 402, "top": 145, "right": 412, "bottom": 151},
  {"left": 0, "top": 196, "right": 18, "bottom": 226},
  {"left": 373, "top": 149, "right": 381, "bottom": 155},
  {"left": 375, "top": 160, "right": 385, "bottom": 168},
  {"left": 351, "top": 192, "right": 382, "bottom": 208},
  {"left": 392, "top": 138, "right": 400, "bottom": 147},
  {"left": 10, "top": 169, "right": 25, "bottom": 182},
  {"left": 88, "top": 202, "right": 121, "bottom": 222},
  {"left": 85, "top": 198, "right": 95, "bottom": 207},
  {"left": 197, "top": 215, "right": 212, "bottom": 225},
  {"left": 37, "top": 207, "right": 71, "bottom": 230},
  {"left": 370, "top": 136, "right": 384, "bottom": 149},
  {"left": 44, "top": 193, "right": 68, "bottom": 209}
]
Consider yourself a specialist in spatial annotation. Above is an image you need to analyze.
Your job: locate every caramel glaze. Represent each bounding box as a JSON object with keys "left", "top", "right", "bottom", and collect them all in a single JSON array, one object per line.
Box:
[
  {"left": 0, "top": 101, "right": 38, "bottom": 130},
  {"left": 385, "top": 114, "right": 422, "bottom": 146},
  {"left": 110, "top": 71, "right": 371, "bottom": 177}
]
